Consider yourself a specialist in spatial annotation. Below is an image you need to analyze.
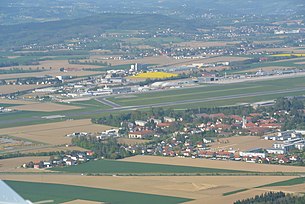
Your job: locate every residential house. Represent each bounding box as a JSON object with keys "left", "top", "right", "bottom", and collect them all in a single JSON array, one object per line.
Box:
[{"left": 128, "top": 130, "right": 154, "bottom": 139}]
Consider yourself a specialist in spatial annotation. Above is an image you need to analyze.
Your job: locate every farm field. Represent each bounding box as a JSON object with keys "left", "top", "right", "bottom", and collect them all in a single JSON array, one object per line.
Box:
[
  {"left": 236, "top": 66, "right": 292, "bottom": 73},
  {"left": 0, "top": 156, "right": 50, "bottom": 172},
  {"left": 0, "top": 84, "right": 48, "bottom": 94},
  {"left": 1, "top": 59, "right": 103, "bottom": 71},
  {"left": 51, "top": 158, "right": 246, "bottom": 174},
  {"left": 249, "top": 47, "right": 305, "bottom": 54},
  {"left": 5, "top": 180, "right": 191, "bottom": 204},
  {"left": 0, "top": 119, "right": 114, "bottom": 145},
  {"left": 90, "top": 55, "right": 248, "bottom": 67},
  {"left": 122, "top": 155, "right": 305, "bottom": 173},
  {"left": 132, "top": 72, "right": 178, "bottom": 79},
  {"left": 1, "top": 175, "right": 296, "bottom": 204},
  {"left": 209, "top": 136, "right": 274, "bottom": 151},
  {"left": 173, "top": 41, "right": 240, "bottom": 48},
  {"left": 0, "top": 98, "right": 35, "bottom": 105},
  {"left": 10, "top": 102, "right": 81, "bottom": 112},
  {"left": 117, "top": 138, "right": 150, "bottom": 145},
  {"left": 272, "top": 53, "right": 305, "bottom": 57},
  {"left": 108, "top": 76, "right": 305, "bottom": 106},
  {"left": 0, "top": 69, "right": 100, "bottom": 81}
]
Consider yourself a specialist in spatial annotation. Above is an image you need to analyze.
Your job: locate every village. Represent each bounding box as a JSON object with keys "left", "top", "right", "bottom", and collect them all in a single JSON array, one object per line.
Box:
[
  {"left": 120, "top": 111, "right": 305, "bottom": 165},
  {"left": 22, "top": 150, "right": 95, "bottom": 169},
  {"left": 22, "top": 96, "right": 305, "bottom": 171}
]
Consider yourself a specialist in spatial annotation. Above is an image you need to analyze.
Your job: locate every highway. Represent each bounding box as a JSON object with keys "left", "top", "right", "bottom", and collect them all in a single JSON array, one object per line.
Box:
[{"left": 1, "top": 86, "right": 305, "bottom": 126}]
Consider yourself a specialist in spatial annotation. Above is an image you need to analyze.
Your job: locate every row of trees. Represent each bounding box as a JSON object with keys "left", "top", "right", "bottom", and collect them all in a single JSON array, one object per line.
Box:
[
  {"left": 72, "top": 137, "right": 133, "bottom": 159},
  {"left": 234, "top": 191, "right": 305, "bottom": 204},
  {"left": 68, "top": 60, "right": 110, "bottom": 66}
]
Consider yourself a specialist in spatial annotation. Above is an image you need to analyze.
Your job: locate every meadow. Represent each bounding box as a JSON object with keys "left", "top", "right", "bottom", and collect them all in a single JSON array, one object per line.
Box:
[
  {"left": 51, "top": 159, "right": 247, "bottom": 174},
  {"left": 6, "top": 180, "right": 191, "bottom": 204}
]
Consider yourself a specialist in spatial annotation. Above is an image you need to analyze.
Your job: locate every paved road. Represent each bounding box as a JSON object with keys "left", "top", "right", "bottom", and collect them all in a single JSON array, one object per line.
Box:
[
  {"left": 1, "top": 86, "right": 305, "bottom": 126},
  {"left": 94, "top": 98, "right": 121, "bottom": 108}
]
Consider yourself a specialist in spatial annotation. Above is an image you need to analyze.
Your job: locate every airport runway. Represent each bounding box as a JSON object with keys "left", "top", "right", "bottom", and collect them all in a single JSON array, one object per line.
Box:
[{"left": 1, "top": 86, "right": 305, "bottom": 126}]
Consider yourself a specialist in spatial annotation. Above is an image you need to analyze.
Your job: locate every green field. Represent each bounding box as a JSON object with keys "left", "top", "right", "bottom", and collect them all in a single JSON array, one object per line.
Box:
[
  {"left": 108, "top": 76, "right": 305, "bottom": 106},
  {"left": 259, "top": 177, "right": 305, "bottom": 187},
  {"left": 2, "top": 76, "right": 305, "bottom": 129},
  {"left": 6, "top": 180, "right": 191, "bottom": 204},
  {"left": 52, "top": 159, "right": 247, "bottom": 174},
  {"left": 223, "top": 188, "right": 249, "bottom": 196},
  {"left": 0, "top": 101, "right": 112, "bottom": 129}
]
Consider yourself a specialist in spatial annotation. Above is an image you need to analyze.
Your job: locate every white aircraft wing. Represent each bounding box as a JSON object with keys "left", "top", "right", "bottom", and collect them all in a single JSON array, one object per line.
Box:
[{"left": 0, "top": 180, "right": 31, "bottom": 204}]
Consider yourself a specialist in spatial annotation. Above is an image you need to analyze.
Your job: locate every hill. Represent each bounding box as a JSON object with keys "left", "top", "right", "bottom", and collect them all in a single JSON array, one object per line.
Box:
[{"left": 0, "top": 13, "right": 197, "bottom": 48}]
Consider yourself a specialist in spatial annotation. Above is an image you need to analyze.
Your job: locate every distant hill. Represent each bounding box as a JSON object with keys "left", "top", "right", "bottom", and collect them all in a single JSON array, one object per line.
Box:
[
  {"left": 1, "top": 0, "right": 303, "bottom": 25},
  {"left": 0, "top": 13, "right": 197, "bottom": 48}
]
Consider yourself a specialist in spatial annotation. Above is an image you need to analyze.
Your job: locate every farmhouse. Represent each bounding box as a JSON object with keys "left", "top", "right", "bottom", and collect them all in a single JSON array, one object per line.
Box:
[
  {"left": 128, "top": 130, "right": 154, "bottom": 139},
  {"left": 164, "top": 117, "right": 176, "bottom": 123},
  {"left": 135, "top": 120, "right": 147, "bottom": 127},
  {"left": 157, "top": 122, "right": 174, "bottom": 129}
]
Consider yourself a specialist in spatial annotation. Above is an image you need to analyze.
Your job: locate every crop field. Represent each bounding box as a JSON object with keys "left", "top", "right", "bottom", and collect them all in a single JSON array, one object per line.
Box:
[
  {"left": 0, "top": 84, "right": 48, "bottom": 94},
  {"left": 236, "top": 66, "right": 292, "bottom": 73},
  {"left": 132, "top": 72, "right": 178, "bottom": 79},
  {"left": 209, "top": 136, "right": 274, "bottom": 152},
  {"left": 0, "top": 98, "right": 35, "bottom": 105},
  {"left": 51, "top": 158, "right": 247, "bottom": 174},
  {"left": 108, "top": 76, "right": 305, "bottom": 107},
  {"left": 174, "top": 41, "right": 240, "bottom": 48},
  {"left": 0, "top": 119, "right": 114, "bottom": 145},
  {"left": 11, "top": 102, "right": 81, "bottom": 112},
  {"left": 6, "top": 180, "right": 191, "bottom": 204},
  {"left": 228, "top": 57, "right": 305, "bottom": 74},
  {"left": 0, "top": 156, "right": 50, "bottom": 173},
  {"left": 0, "top": 100, "right": 112, "bottom": 128},
  {"left": 259, "top": 177, "right": 305, "bottom": 187},
  {"left": 1, "top": 175, "right": 296, "bottom": 204},
  {"left": 250, "top": 47, "right": 305, "bottom": 54},
  {"left": 117, "top": 138, "right": 150, "bottom": 145},
  {"left": 272, "top": 53, "right": 305, "bottom": 57},
  {"left": 122, "top": 156, "right": 305, "bottom": 173}
]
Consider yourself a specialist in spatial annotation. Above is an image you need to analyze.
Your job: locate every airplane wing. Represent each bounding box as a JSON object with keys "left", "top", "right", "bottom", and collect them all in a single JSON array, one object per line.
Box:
[{"left": 0, "top": 180, "right": 31, "bottom": 204}]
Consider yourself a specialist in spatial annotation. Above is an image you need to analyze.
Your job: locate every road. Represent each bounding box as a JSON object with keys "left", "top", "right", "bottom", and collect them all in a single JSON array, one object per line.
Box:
[{"left": 1, "top": 86, "right": 305, "bottom": 127}]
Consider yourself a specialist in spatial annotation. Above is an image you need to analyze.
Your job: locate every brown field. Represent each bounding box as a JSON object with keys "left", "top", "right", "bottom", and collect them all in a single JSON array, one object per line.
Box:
[
  {"left": 0, "top": 156, "right": 50, "bottom": 172},
  {"left": 295, "top": 61, "right": 305, "bottom": 65},
  {"left": 18, "top": 146, "right": 87, "bottom": 154},
  {"left": 210, "top": 136, "right": 274, "bottom": 151},
  {"left": 10, "top": 102, "right": 81, "bottom": 112},
  {"left": 250, "top": 47, "right": 305, "bottom": 54},
  {"left": 117, "top": 138, "right": 150, "bottom": 145},
  {"left": 174, "top": 41, "right": 240, "bottom": 48},
  {"left": 122, "top": 155, "right": 305, "bottom": 173},
  {"left": 0, "top": 70, "right": 101, "bottom": 81},
  {"left": 252, "top": 40, "right": 282, "bottom": 44},
  {"left": 237, "top": 66, "right": 293, "bottom": 73},
  {"left": 263, "top": 183, "right": 305, "bottom": 195},
  {"left": 274, "top": 57, "right": 305, "bottom": 63},
  {"left": 0, "top": 174, "right": 295, "bottom": 204},
  {"left": 0, "top": 98, "right": 35, "bottom": 105},
  {"left": 0, "top": 119, "right": 115, "bottom": 145},
  {"left": 0, "top": 84, "right": 48, "bottom": 94},
  {"left": 2, "top": 60, "right": 103, "bottom": 71}
]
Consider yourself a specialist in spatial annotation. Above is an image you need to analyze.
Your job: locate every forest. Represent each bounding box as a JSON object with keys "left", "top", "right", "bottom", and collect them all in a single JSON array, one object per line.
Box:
[{"left": 234, "top": 192, "right": 305, "bottom": 204}]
